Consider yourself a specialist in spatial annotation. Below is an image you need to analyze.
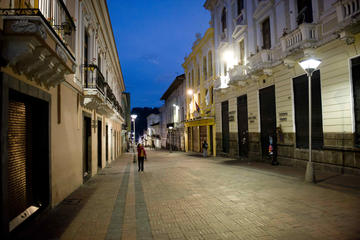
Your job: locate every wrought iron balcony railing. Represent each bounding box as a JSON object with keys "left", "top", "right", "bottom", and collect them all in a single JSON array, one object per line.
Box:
[
  {"left": 0, "top": 0, "right": 76, "bottom": 57},
  {"left": 83, "top": 64, "right": 106, "bottom": 94}
]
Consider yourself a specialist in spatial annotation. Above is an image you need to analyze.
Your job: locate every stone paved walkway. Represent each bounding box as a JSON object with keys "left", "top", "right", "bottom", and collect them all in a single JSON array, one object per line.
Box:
[{"left": 13, "top": 150, "right": 360, "bottom": 240}]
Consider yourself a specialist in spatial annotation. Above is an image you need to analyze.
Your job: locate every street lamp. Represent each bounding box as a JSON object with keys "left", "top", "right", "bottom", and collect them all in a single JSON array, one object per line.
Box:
[
  {"left": 187, "top": 89, "right": 193, "bottom": 96},
  {"left": 131, "top": 114, "right": 137, "bottom": 163},
  {"left": 298, "top": 57, "right": 321, "bottom": 183},
  {"left": 169, "top": 126, "right": 173, "bottom": 153}
]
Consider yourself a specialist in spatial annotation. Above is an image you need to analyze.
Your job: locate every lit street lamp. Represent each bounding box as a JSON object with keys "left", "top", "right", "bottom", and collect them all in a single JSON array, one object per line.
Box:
[
  {"left": 131, "top": 114, "right": 137, "bottom": 163},
  {"left": 298, "top": 57, "right": 321, "bottom": 183}
]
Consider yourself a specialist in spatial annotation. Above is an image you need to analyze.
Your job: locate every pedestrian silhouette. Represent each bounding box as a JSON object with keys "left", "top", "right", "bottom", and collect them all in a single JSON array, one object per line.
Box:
[{"left": 137, "top": 143, "right": 147, "bottom": 171}]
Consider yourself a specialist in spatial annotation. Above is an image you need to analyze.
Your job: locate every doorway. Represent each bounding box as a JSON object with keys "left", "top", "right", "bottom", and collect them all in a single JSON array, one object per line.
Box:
[
  {"left": 221, "top": 101, "right": 229, "bottom": 153},
  {"left": 259, "top": 86, "right": 276, "bottom": 159},
  {"left": 83, "top": 116, "right": 91, "bottom": 182},
  {"left": 7, "top": 90, "right": 49, "bottom": 231},
  {"left": 106, "top": 125, "right": 109, "bottom": 163},
  {"left": 237, "top": 95, "right": 248, "bottom": 157},
  {"left": 97, "top": 120, "right": 102, "bottom": 169}
]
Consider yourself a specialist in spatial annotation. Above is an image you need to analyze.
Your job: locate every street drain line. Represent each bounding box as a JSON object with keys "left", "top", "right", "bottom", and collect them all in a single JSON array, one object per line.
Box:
[
  {"left": 105, "top": 163, "right": 131, "bottom": 240},
  {"left": 134, "top": 168, "right": 153, "bottom": 239}
]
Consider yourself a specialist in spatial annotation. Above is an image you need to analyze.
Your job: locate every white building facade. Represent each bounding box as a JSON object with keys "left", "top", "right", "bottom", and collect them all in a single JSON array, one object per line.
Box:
[
  {"left": 146, "top": 113, "right": 161, "bottom": 149},
  {"left": 160, "top": 74, "right": 186, "bottom": 151},
  {"left": 204, "top": 0, "right": 360, "bottom": 174}
]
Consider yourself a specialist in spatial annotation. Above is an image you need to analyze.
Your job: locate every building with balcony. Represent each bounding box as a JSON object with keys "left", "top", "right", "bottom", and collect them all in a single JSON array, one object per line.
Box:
[
  {"left": 204, "top": 0, "right": 360, "bottom": 174},
  {"left": 183, "top": 29, "right": 216, "bottom": 156},
  {"left": 0, "top": 0, "right": 126, "bottom": 236},
  {"left": 160, "top": 74, "right": 186, "bottom": 151},
  {"left": 145, "top": 113, "right": 161, "bottom": 149}
]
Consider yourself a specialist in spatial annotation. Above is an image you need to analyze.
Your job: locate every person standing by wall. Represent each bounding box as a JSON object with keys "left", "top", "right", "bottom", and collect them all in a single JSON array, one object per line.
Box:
[
  {"left": 202, "top": 141, "right": 208, "bottom": 158},
  {"left": 137, "top": 143, "right": 147, "bottom": 171}
]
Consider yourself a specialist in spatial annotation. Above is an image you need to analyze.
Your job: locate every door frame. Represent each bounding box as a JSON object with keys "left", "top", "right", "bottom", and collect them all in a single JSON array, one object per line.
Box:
[{"left": 0, "top": 74, "right": 51, "bottom": 237}]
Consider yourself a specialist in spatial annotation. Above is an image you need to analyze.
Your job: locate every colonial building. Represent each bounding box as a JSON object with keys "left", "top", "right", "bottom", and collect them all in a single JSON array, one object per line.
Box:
[
  {"left": 0, "top": 0, "right": 126, "bottom": 236},
  {"left": 204, "top": 0, "right": 360, "bottom": 174},
  {"left": 122, "top": 92, "right": 131, "bottom": 152},
  {"left": 145, "top": 113, "right": 161, "bottom": 149},
  {"left": 160, "top": 74, "right": 186, "bottom": 151},
  {"left": 183, "top": 29, "right": 216, "bottom": 156}
]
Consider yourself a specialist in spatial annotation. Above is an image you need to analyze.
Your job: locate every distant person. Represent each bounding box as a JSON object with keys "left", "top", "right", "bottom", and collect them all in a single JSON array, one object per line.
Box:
[
  {"left": 137, "top": 143, "right": 147, "bottom": 172},
  {"left": 202, "top": 140, "right": 208, "bottom": 158}
]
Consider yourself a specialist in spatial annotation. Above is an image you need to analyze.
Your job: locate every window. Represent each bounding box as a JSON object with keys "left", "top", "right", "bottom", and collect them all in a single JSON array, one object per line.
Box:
[
  {"left": 239, "top": 40, "right": 244, "bottom": 65},
  {"left": 237, "top": 0, "right": 244, "bottom": 15},
  {"left": 191, "top": 69, "right": 194, "bottom": 88},
  {"left": 224, "top": 62, "right": 227, "bottom": 76},
  {"left": 197, "top": 66, "right": 200, "bottom": 86},
  {"left": 205, "top": 89, "right": 209, "bottom": 105},
  {"left": 98, "top": 54, "right": 101, "bottom": 70},
  {"left": 208, "top": 51, "right": 213, "bottom": 77},
  {"left": 297, "top": 0, "right": 313, "bottom": 25},
  {"left": 188, "top": 72, "right": 191, "bottom": 88},
  {"left": 203, "top": 56, "right": 207, "bottom": 80},
  {"left": 210, "top": 87, "right": 214, "bottom": 104},
  {"left": 262, "top": 18, "right": 271, "bottom": 50},
  {"left": 221, "top": 7, "right": 227, "bottom": 33},
  {"left": 293, "top": 70, "right": 323, "bottom": 149}
]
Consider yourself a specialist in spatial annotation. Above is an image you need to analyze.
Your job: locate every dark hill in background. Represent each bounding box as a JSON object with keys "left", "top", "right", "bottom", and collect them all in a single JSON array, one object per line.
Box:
[{"left": 131, "top": 107, "right": 159, "bottom": 142}]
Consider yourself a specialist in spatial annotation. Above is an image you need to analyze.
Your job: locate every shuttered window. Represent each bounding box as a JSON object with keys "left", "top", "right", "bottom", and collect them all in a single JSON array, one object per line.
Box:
[
  {"left": 293, "top": 70, "right": 323, "bottom": 149},
  {"left": 351, "top": 57, "right": 360, "bottom": 147}
]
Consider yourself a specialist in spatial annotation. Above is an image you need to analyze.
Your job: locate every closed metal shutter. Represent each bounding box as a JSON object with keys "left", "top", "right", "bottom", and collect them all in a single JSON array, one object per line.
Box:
[{"left": 7, "top": 101, "right": 33, "bottom": 221}]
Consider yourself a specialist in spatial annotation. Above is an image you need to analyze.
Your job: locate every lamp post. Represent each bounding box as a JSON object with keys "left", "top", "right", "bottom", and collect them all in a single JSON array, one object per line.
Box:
[
  {"left": 169, "top": 126, "right": 173, "bottom": 153},
  {"left": 131, "top": 114, "right": 137, "bottom": 163},
  {"left": 298, "top": 58, "right": 321, "bottom": 183}
]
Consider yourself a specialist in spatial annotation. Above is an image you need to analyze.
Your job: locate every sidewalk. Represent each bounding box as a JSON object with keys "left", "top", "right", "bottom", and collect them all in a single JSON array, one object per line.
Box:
[
  {"left": 185, "top": 151, "right": 360, "bottom": 196},
  {"left": 11, "top": 150, "right": 360, "bottom": 240}
]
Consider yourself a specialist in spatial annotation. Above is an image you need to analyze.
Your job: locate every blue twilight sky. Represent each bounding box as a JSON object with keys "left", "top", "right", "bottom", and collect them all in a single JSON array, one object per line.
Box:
[{"left": 107, "top": 0, "right": 210, "bottom": 108}]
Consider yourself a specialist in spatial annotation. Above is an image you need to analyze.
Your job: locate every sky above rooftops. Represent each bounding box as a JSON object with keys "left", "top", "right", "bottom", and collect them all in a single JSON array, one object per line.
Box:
[{"left": 107, "top": 0, "right": 209, "bottom": 108}]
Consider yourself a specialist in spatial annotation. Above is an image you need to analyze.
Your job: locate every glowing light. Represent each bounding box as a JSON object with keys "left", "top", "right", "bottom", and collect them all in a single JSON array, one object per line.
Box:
[
  {"left": 187, "top": 89, "right": 194, "bottom": 96},
  {"left": 299, "top": 58, "right": 321, "bottom": 75}
]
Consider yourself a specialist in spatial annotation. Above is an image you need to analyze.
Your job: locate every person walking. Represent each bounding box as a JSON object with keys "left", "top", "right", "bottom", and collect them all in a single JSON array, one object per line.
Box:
[
  {"left": 137, "top": 143, "right": 147, "bottom": 172},
  {"left": 202, "top": 140, "right": 208, "bottom": 158}
]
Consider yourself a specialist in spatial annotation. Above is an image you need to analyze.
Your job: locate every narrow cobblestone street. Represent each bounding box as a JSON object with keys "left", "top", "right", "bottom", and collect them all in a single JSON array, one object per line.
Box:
[{"left": 14, "top": 150, "right": 360, "bottom": 240}]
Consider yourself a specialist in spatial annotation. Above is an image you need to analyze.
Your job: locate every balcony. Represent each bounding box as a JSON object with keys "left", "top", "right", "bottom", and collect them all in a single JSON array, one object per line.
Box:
[
  {"left": 0, "top": 0, "right": 76, "bottom": 88},
  {"left": 247, "top": 48, "right": 280, "bottom": 75},
  {"left": 228, "top": 64, "right": 248, "bottom": 86},
  {"left": 83, "top": 64, "right": 112, "bottom": 116},
  {"left": 280, "top": 23, "right": 319, "bottom": 55},
  {"left": 335, "top": 0, "right": 360, "bottom": 33},
  {"left": 219, "top": 28, "right": 228, "bottom": 47},
  {"left": 232, "top": 12, "right": 247, "bottom": 39}
]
